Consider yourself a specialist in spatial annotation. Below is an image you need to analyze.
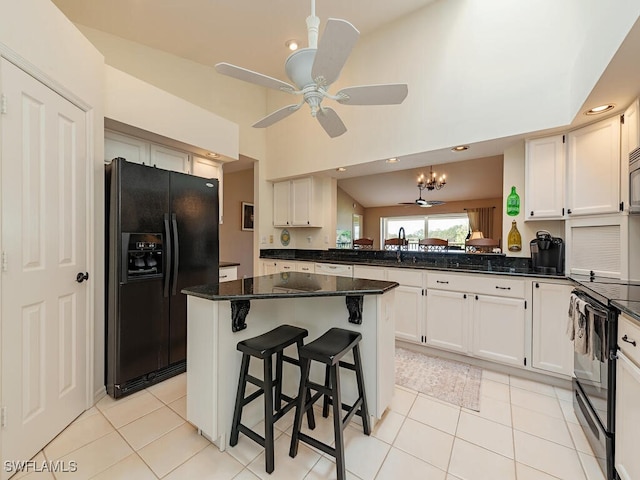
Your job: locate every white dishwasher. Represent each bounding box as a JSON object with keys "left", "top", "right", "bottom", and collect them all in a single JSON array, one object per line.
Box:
[{"left": 314, "top": 263, "right": 353, "bottom": 277}]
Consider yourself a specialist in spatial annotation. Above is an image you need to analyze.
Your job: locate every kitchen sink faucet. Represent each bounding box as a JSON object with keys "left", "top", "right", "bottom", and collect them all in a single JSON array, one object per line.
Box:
[{"left": 397, "top": 227, "right": 406, "bottom": 262}]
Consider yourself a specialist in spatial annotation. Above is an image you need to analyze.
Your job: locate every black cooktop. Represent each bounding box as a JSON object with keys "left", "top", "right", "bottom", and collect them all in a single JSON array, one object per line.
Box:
[{"left": 571, "top": 275, "right": 640, "bottom": 316}]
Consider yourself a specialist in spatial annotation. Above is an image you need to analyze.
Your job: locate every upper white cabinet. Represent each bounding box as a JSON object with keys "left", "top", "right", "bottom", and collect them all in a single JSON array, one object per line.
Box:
[
  {"left": 273, "top": 177, "right": 322, "bottom": 227},
  {"left": 567, "top": 116, "right": 621, "bottom": 216},
  {"left": 525, "top": 134, "right": 565, "bottom": 220},
  {"left": 621, "top": 99, "right": 639, "bottom": 212},
  {"left": 531, "top": 281, "right": 573, "bottom": 377},
  {"left": 106, "top": 131, "right": 225, "bottom": 223},
  {"left": 105, "top": 130, "right": 150, "bottom": 165},
  {"left": 149, "top": 144, "right": 190, "bottom": 174},
  {"left": 192, "top": 155, "right": 224, "bottom": 224}
]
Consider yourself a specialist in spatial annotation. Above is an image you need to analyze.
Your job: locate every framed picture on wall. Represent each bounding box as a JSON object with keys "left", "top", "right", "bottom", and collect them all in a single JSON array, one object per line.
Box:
[{"left": 242, "top": 202, "right": 254, "bottom": 231}]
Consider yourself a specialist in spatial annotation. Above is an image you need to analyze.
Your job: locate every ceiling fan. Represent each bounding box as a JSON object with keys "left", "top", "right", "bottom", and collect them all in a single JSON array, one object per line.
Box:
[
  {"left": 398, "top": 184, "right": 446, "bottom": 207},
  {"left": 214, "top": 0, "right": 408, "bottom": 138}
]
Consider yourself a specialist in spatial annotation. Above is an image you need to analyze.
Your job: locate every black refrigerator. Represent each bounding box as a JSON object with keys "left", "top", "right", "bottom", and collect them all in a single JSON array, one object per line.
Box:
[{"left": 105, "top": 157, "right": 219, "bottom": 398}]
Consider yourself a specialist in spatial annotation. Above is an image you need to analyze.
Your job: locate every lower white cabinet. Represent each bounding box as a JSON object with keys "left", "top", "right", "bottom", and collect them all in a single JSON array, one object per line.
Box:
[
  {"left": 615, "top": 314, "right": 640, "bottom": 480},
  {"left": 219, "top": 266, "right": 237, "bottom": 282},
  {"left": 260, "top": 260, "right": 277, "bottom": 275},
  {"left": 423, "top": 272, "right": 527, "bottom": 368},
  {"left": 472, "top": 294, "right": 525, "bottom": 367},
  {"left": 296, "top": 261, "right": 315, "bottom": 273},
  {"left": 531, "top": 281, "right": 574, "bottom": 376},
  {"left": 425, "top": 289, "right": 469, "bottom": 353},
  {"left": 314, "top": 263, "right": 353, "bottom": 277},
  {"left": 276, "top": 261, "right": 296, "bottom": 273}
]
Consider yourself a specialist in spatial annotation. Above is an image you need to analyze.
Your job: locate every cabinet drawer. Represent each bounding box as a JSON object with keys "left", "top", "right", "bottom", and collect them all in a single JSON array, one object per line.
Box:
[
  {"left": 296, "top": 262, "right": 315, "bottom": 273},
  {"left": 426, "top": 272, "right": 524, "bottom": 298},
  {"left": 387, "top": 268, "right": 423, "bottom": 287},
  {"left": 619, "top": 314, "right": 640, "bottom": 365}
]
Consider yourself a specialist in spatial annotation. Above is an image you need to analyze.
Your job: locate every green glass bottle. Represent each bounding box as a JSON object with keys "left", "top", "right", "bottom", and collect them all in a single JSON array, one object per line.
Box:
[
  {"left": 508, "top": 220, "right": 522, "bottom": 252},
  {"left": 506, "top": 186, "right": 520, "bottom": 216}
]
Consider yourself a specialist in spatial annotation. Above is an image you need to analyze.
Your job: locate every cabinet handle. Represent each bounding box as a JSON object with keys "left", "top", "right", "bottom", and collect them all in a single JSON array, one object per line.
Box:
[
  {"left": 463, "top": 294, "right": 467, "bottom": 299},
  {"left": 535, "top": 282, "right": 539, "bottom": 288},
  {"left": 436, "top": 280, "right": 449, "bottom": 284},
  {"left": 475, "top": 295, "right": 479, "bottom": 300},
  {"left": 567, "top": 208, "right": 572, "bottom": 214},
  {"left": 495, "top": 286, "right": 511, "bottom": 290},
  {"left": 219, "top": 275, "right": 228, "bottom": 279},
  {"left": 530, "top": 211, "right": 534, "bottom": 216},
  {"left": 622, "top": 335, "right": 637, "bottom": 347}
]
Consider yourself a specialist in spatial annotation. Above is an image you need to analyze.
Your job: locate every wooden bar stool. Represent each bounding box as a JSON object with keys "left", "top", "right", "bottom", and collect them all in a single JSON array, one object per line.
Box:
[
  {"left": 230, "top": 324, "right": 315, "bottom": 474},
  {"left": 289, "top": 327, "right": 370, "bottom": 480}
]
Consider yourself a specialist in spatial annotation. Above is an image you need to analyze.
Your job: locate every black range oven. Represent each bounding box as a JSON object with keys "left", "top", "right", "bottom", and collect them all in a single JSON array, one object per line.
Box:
[{"left": 571, "top": 282, "right": 618, "bottom": 480}]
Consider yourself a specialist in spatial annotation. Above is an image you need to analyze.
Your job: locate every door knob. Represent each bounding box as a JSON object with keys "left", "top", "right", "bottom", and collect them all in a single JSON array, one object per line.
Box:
[{"left": 76, "top": 272, "right": 89, "bottom": 283}]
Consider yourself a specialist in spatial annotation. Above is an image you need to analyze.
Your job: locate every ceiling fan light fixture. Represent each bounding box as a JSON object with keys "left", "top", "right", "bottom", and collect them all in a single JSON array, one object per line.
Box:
[
  {"left": 586, "top": 103, "right": 615, "bottom": 115},
  {"left": 285, "top": 39, "right": 299, "bottom": 51}
]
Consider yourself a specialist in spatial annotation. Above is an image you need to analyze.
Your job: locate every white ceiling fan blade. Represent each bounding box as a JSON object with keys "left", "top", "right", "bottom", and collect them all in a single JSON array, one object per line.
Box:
[
  {"left": 316, "top": 107, "right": 347, "bottom": 138},
  {"left": 252, "top": 103, "right": 302, "bottom": 128},
  {"left": 215, "top": 63, "right": 296, "bottom": 93},
  {"left": 336, "top": 84, "right": 408, "bottom": 105},
  {"left": 311, "top": 18, "right": 359, "bottom": 86}
]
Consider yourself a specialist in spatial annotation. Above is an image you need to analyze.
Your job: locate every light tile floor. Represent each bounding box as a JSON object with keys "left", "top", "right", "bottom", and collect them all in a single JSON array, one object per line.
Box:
[{"left": 13, "top": 369, "right": 607, "bottom": 480}]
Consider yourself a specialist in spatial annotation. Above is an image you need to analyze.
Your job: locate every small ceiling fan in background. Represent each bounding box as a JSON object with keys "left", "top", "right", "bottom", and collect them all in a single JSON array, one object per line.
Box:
[
  {"left": 398, "top": 185, "right": 446, "bottom": 207},
  {"left": 214, "top": 0, "right": 408, "bottom": 138}
]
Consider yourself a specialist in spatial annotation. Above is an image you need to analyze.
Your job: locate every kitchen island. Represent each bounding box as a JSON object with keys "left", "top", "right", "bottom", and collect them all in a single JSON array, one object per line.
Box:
[{"left": 182, "top": 272, "right": 398, "bottom": 450}]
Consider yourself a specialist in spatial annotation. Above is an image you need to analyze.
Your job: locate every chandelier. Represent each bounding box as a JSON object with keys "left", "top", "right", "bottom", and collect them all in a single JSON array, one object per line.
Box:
[{"left": 417, "top": 166, "right": 446, "bottom": 191}]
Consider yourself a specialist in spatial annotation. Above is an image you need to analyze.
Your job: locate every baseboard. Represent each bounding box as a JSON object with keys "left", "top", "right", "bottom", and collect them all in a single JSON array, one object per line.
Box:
[{"left": 93, "top": 385, "right": 107, "bottom": 407}]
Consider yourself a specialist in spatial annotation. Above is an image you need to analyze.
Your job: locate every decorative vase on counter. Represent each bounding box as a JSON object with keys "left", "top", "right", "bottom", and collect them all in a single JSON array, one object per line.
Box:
[
  {"left": 506, "top": 186, "right": 520, "bottom": 216},
  {"left": 508, "top": 220, "right": 522, "bottom": 252}
]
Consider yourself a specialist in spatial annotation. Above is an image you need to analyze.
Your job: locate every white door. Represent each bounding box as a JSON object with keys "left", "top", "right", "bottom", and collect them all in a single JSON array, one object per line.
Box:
[{"left": 0, "top": 58, "right": 88, "bottom": 472}]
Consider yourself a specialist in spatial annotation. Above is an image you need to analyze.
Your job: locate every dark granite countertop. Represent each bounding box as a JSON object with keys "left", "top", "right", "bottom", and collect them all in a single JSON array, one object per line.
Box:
[
  {"left": 220, "top": 261, "right": 240, "bottom": 268},
  {"left": 260, "top": 249, "right": 567, "bottom": 280},
  {"left": 611, "top": 300, "right": 640, "bottom": 324},
  {"left": 182, "top": 272, "right": 399, "bottom": 301}
]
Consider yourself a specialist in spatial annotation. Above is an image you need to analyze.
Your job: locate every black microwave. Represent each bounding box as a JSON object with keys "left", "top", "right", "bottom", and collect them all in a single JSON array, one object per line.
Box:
[{"left": 630, "top": 146, "right": 640, "bottom": 213}]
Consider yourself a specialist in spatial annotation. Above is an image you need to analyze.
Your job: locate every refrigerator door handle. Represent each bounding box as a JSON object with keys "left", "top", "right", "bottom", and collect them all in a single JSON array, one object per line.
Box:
[
  {"left": 171, "top": 213, "right": 179, "bottom": 295},
  {"left": 163, "top": 213, "right": 172, "bottom": 298}
]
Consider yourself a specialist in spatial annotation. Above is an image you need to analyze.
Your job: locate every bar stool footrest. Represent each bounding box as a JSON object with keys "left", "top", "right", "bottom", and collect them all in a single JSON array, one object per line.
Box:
[{"left": 297, "top": 432, "right": 336, "bottom": 457}]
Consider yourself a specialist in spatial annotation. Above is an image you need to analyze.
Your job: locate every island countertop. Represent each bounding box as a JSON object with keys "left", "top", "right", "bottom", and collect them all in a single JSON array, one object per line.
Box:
[{"left": 182, "top": 272, "right": 399, "bottom": 301}]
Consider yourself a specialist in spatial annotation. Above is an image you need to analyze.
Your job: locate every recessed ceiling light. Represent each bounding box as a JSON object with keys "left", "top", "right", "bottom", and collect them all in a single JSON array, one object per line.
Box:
[
  {"left": 451, "top": 145, "right": 469, "bottom": 152},
  {"left": 336, "top": 167, "right": 346, "bottom": 172},
  {"left": 386, "top": 158, "right": 399, "bottom": 164},
  {"left": 586, "top": 104, "right": 615, "bottom": 115},
  {"left": 285, "top": 40, "right": 299, "bottom": 51},
  {"left": 206, "top": 152, "right": 220, "bottom": 158}
]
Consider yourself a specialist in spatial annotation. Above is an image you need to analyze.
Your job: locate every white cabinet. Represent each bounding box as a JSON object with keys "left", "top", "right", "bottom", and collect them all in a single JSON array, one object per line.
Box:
[
  {"left": 525, "top": 134, "right": 565, "bottom": 220},
  {"left": 149, "top": 143, "right": 190, "bottom": 173},
  {"left": 621, "top": 99, "right": 639, "bottom": 212},
  {"left": 424, "top": 272, "right": 527, "bottom": 368},
  {"left": 105, "top": 130, "right": 150, "bottom": 165},
  {"left": 295, "top": 261, "right": 315, "bottom": 273},
  {"left": 387, "top": 269, "right": 424, "bottom": 344},
  {"left": 273, "top": 177, "right": 322, "bottom": 227},
  {"left": 353, "top": 265, "right": 386, "bottom": 281},
  {"left": 192, "top": 155, "right": 224, "bottom": 224},
  {"left": 615, "top": 314, "right": 640, "bottom": 480},
  {"left": 260, "top": 260, "right": 277, "bottom": 275},
  {"left": 314, "top": 263, "right": 353, "bottom": 277},
  {"left": 425, "top": 289, "right": 469, "bottom": 353},
  {"left": 472, "top": 294, "right": 525, "bottom": 367},
  {"left": 531, "top": 281, "right": 574, "bottom": 376},
  {"left": 219, "top": 266, "right": 237, "bottom": 282},
  {"left": 276, "top": 261, "right": 297, "bottom": 273},
  {"left": 567, "top": 116, "right": 621, "bottom": 216},
  {"left": 273, "top": 181, "right": 291, "bottom": 227}
]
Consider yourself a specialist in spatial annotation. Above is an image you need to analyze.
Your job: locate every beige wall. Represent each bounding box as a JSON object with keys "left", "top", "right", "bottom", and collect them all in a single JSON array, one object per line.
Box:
[
  {"left": 220, "top": 167, "right": 255, "bottom": 279},
  {"left": 337, "top": 187, "right": 365, "bottom": 238},
  {"left": 364, "top": 198, "right": 503, "bottom": 250}
]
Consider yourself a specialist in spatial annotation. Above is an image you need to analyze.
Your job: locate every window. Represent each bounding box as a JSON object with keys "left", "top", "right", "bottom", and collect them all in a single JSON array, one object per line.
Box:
[{"left": 381, "top": 214, "right": 469, "bottom": 249}]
